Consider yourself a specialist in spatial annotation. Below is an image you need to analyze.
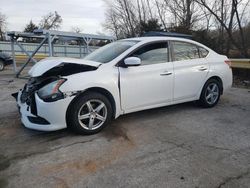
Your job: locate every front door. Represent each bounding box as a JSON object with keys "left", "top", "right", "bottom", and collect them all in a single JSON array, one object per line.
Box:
[{"left": 119, "top": 42, "right": 174, "bottom": 113}]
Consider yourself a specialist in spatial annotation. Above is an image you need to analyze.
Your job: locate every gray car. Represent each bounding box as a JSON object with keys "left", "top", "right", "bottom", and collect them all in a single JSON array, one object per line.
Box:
[{"left": 0, "top": 50, "right": 13, "bottom": 71}]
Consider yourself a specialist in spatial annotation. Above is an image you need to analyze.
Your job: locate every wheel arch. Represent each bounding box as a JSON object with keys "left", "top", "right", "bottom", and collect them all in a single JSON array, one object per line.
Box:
[
  {"left": 67, "top": 87, "right": 117, "bottom": 119},
  {"left": 201, "top": 76, "right": 223, "bottom": 97},
  {"left": 206, "top": 76, "right": 223, "bottom": 94}
]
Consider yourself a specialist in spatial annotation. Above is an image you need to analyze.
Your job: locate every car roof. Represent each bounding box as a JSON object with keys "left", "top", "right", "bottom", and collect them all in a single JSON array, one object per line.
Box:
[
  {"left": 122, "top": 37, "right": 213, "bottom": 52},
  {"left": 123, "top": 36, "right": 193, "bottom": 43},
  {"left": 142, "top": 31, "right": 192, "bottom": 39}
]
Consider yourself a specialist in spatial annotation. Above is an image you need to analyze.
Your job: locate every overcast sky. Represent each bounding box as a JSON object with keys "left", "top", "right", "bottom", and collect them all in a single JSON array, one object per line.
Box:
[{"left": 0, "top": 0, "right": 108, "bottom": 34}]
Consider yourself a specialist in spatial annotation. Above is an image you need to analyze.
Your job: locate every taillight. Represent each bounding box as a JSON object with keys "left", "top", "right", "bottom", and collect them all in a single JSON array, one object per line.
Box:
[{"left": 224, "top": 60, "right": 232, "bottom": 68}]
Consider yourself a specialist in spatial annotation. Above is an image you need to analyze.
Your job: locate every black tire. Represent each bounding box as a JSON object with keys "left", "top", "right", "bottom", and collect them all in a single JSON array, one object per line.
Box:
[
  {"left": 198, "top": 79, "right": 222, "bottom": 108},
  {"left": 0, "top": 60, "right": 4, "bottom": 71},
  {"left": 66, "top": 91, "right": 113, "bottom": 135}
]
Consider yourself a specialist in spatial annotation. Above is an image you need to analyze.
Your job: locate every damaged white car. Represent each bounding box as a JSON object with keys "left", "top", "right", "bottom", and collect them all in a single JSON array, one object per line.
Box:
[{"left": 13, "top": 37, "right": 232, "bottom": 134}]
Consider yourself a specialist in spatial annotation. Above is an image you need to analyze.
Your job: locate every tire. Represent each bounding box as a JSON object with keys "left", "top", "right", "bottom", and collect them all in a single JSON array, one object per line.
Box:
[
  {"left": 198, "top": 79, "right": 222, "bottom": 108},
  {"left": 66, "top": 91, "right": 113, "bottom": 135},
  {"left": 0, "top": 60, "right": 4, "bottom": 71}
]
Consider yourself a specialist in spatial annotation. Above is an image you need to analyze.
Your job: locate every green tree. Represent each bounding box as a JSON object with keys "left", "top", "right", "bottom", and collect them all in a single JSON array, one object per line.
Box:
[
  {"left": 139, "top": 18, "right": 163, "bottom": 35},
  {"left": 24, "top": 20, "right": 38, "bottom": 33}
]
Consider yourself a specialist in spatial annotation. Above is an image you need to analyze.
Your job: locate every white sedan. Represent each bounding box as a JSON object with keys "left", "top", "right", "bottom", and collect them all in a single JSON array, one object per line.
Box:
[{"left": 14, "top": 37, "right": 232, "bottom": 134}]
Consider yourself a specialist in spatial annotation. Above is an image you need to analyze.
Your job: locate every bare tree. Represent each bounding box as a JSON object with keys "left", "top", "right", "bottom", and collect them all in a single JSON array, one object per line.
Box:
[
  {"left": 103, "top": 0, "right": 250, "bottom": 57},
  {"left": 104, "top": 0, "right": 139, "bottom": 38},
  {"left": 155, "top": 0, "right": 168, "bottom": 31},
  {"left": 104, "top": 0, "right": 164, "bottom": 38},
  {"left": 71, "top": 26, "right": 83, "bottom": 33},
  {"left": 197, "top": 2, "right": 214, "bottom": 31},
  {"left": 0, "top": 12, "right": 7, "bottom": 41},
  {"left": 195, "top": 0, "right": 250, "bottom": 57},
  {"left": 163, "top": 0, "right": 202, "bottom": 32},
  {"left": 145, "top": 0, "right": 154, "bottom": 19},
  {"left": 233, "top": 0, "right": 249, "bottom": 56},
  {"left": 39, "top": 11, "right": 62, "bottom": 30}
]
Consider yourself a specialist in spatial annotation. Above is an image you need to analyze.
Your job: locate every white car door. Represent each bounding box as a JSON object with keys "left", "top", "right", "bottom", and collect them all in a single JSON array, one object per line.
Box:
[
  {"left": 119, "top": 42, "right": 174, "bottom": 113},
  {"left": 171, "top": 41, "right": 209, "bottom": 101}
]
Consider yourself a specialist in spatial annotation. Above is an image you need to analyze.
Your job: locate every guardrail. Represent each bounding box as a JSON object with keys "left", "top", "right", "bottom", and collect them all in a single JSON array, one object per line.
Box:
[
  {"left": 13, "top": 54, "right": 47, "bottom": 63},
  {"left": 230, "top": 59, "right": 250, "bottom": 69}
]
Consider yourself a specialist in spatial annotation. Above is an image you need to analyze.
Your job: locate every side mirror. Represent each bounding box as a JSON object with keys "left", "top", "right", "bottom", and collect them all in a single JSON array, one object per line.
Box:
[{"left": 124, "top": 57, "right": 141, "bottom": 66}]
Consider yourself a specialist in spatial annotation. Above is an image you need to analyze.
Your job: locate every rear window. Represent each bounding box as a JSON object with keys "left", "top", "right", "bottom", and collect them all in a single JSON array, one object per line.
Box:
[
  {"left": 172, "top": 41, "right": 200, "bottom": 61},
  {"left": 199, "top": 47, "right": 209, "bottom": 58}
]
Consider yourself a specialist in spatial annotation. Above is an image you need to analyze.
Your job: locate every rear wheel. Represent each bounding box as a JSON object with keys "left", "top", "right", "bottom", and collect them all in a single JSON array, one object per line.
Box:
[
  {"left": 0, "top": 60, "right": 4, "bottom": 71},
  {"left": 67, "top": 92, "right": 112, "bottom": 134},
  {"left": 198, "top": 79, "right": 221, "bottom": 108}
]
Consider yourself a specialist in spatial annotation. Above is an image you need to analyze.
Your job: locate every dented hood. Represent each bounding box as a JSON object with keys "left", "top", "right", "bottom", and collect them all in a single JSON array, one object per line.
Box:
[{"left": 29, "top": 57, "right": 101, "bottom": 77}]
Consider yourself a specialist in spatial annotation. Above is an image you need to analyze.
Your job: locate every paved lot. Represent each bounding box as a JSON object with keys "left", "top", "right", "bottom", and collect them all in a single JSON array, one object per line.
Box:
[{"left": 0, "top": 71, "right": 250, "bottom": 188}]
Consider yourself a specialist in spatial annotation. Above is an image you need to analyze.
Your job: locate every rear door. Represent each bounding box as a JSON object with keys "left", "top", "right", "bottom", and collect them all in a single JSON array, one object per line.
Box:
[{"left": 171, "top": 41, "right": 209, "bottom": 101}]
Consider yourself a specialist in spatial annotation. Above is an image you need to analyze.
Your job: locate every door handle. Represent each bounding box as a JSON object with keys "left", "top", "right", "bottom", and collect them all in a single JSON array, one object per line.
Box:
[
  {"left": 198, "top": 67, "right": 208, "bottom": 71},
  {"left": 160, "top": 71, "right": 172, "bottom": 76}
]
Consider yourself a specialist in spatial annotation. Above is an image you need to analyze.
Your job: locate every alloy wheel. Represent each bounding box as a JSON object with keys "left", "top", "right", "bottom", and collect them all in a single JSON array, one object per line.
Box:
[
  {"left": 205, "top": 83, "right": 219, "bottom": 105},
  {"left": 78, "top": 99, "right": 107, "bottom": 130}
]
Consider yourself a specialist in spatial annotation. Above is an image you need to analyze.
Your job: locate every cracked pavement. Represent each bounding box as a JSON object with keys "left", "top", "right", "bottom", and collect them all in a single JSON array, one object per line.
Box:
[{"left": 0, "top": 70, "right": 250, "bottom": 188}]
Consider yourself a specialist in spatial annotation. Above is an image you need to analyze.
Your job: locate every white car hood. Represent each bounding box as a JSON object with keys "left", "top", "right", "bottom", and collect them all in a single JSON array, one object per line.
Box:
[{"left": 28, "top": 57, "right": 101, "bottom": 77}]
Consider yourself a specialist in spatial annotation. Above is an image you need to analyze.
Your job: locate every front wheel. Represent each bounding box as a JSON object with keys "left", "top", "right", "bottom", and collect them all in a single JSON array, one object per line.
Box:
[
  {"left": 67, "top": 92, "right": 113, "bottom": 135},
  {"left": 198, "top": 79, "right": 221, "bottom": 108}
]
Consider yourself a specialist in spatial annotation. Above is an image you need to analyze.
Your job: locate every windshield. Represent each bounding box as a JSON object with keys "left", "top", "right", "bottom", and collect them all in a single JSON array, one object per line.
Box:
[{"left": 84, "top": 40, "right": 139, "bottom": 63}]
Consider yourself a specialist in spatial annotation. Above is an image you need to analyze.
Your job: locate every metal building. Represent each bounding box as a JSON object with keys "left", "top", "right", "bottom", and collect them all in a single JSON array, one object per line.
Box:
[{"left": 8, "top": 29, "right": 115, "bottom": 77}]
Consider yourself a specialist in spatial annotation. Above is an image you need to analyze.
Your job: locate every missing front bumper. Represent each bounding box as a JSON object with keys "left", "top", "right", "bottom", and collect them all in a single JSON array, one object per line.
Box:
[{"left": 16, "top": 90, "right": 74, "bottom": 131}]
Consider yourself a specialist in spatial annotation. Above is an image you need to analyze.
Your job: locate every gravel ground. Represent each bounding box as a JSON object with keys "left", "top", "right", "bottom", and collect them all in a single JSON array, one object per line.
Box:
[{"left": 0, "top": 67, "right": 250, "bottom": 188}]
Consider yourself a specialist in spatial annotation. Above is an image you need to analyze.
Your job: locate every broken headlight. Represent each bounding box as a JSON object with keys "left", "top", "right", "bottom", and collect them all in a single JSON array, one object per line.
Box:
[{"left": 37, "top": 79, "right": 66, "bottom": 102}]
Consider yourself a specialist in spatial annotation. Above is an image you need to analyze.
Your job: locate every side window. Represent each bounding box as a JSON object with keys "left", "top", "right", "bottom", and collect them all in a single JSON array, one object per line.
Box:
[
  {"left": 199, "top": 47, "right": 209, "bottom": 58},
  {"left": 130, "top": 42, "right": 169, "bottom": 65},
  {"left": 172, "top": 41, "right": 199, "bottom": 61}
]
